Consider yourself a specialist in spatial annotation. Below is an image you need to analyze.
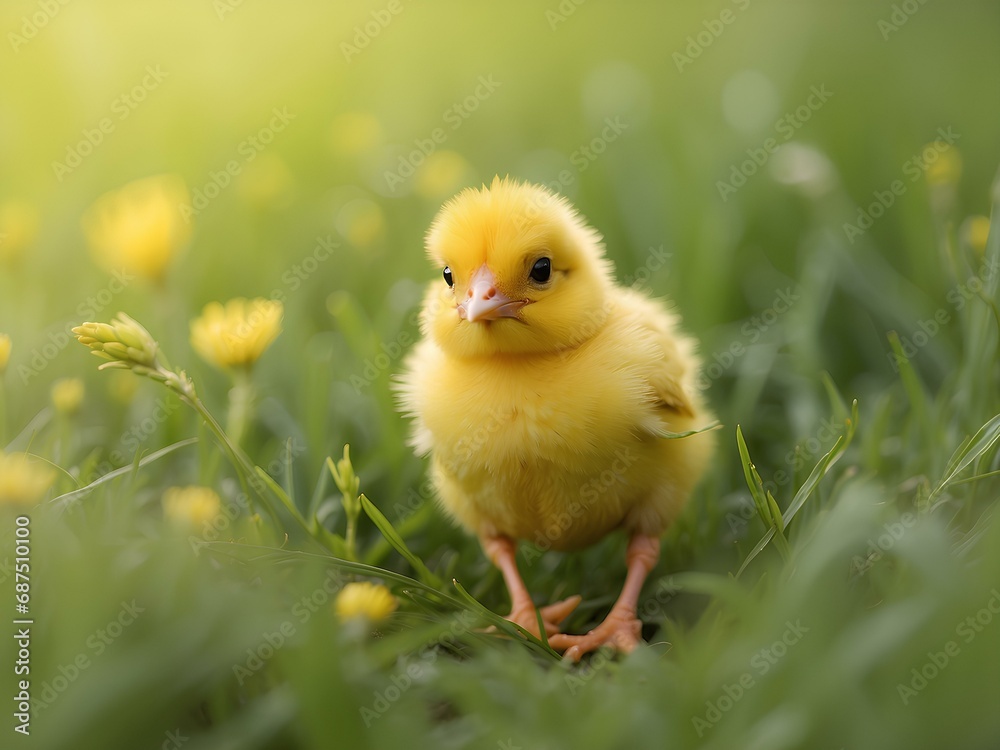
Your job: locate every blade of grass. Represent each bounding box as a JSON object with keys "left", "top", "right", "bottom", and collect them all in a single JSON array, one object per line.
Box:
[
  {"left": 204, "top": 542, "right": 465, "bottom": 608},
  {"left": 783, "top": 399, "right": 859, "bottom": 527},
  {"left": 735, "top": 527, "right": 777, "bottom": 579},
  {"left": 888, "top": 331, "right": 933, "bottom": 448},
  {"left": 451, "top": 579, "right": 560, "bottom": 661},
  {"left": 928, "top": 413, "right": 1000, "bottom": 503},
  {"left": 359, "top": 493, "right": 445, "bottom": 589},
  {"left": 50, "top": 437, "right": 198, "bottom": 511},
  {"left": 652, "top": 421, "right": 722, "bottom": 440}
]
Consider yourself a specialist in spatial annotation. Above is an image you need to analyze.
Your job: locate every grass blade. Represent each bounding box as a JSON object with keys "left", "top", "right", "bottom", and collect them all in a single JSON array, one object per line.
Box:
[
  {"left": 782, "top": 399, "right": 859, "bottom": 527},
  {"left": 360, "top": 493, "right": 445, "bottom": 589},
  {"left": 49, "top": 437, "right": 198, "bottom": 511},
  {"left": 451, "top": 579, "right": 560, "bottom": 661},
  {"left": 928, "top": 413, "right": 1000, "bottom": 503}
]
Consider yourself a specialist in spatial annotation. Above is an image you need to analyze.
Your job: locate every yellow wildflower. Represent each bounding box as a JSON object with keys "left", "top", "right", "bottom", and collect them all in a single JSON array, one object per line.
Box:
[
  {"left": 924, "top": 142, "right": 962, "bottom": 187},
  {"left": 0, "top": 334, "right": 10, "bottom": 374},
  {"left": 415, "top": 150, "right": 473, "bottom": 199},
  {"left": 190, "top": 298, "right": 283, "bottom": 369},
  {"left": 962, "top": 215, "right": 991, "bottom": 256},
  {"left": 82, "top": 174, "right": 191, "bottom": 283},
  {"left": 0, "top": 202, "right": 39, "bottom": 266},
  {"left": 334, "top": 582, "right": 397, "bottom": 623},
  {"left": 51, "top": 378, "right": 84, "bottom": 415},
  {"left": 0, "top": 452, "right": 55, "bottom": 506},
  {"left": 162, "top": 486, "right": 222, "bottom": 528},
  {"left": 337, "top": 199, "right": 385, "bottom": 249}
]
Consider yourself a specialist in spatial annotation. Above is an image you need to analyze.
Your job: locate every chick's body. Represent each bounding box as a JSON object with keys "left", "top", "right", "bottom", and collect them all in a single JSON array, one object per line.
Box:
[
  {"left": 397, "top": 177, "right": 714, "bottom": 659},
  {"left": 404, "top": 288, "right": 712, "bottom": 550}
]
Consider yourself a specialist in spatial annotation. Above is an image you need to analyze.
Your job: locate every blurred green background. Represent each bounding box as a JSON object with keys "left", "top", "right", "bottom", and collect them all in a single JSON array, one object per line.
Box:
[{"left": 2, "top": 1, "right": 1000, "bottom": 749}]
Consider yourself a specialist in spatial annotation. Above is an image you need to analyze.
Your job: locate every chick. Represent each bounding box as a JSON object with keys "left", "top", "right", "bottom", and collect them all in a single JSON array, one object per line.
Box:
[{"left": 396, "top": 177, "right": 715, "bottom": 660}]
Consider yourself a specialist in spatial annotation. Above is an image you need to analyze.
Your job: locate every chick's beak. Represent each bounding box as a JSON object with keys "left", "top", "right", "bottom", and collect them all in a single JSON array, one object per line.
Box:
[{"left": 458, "top": 265, "right": 526, "bottom": 323}]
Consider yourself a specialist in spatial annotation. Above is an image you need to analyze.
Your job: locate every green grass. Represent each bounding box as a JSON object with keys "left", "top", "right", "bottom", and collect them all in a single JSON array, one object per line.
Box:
[{"left": 2, "top": 2, "right": 1000, "bottom": 749}]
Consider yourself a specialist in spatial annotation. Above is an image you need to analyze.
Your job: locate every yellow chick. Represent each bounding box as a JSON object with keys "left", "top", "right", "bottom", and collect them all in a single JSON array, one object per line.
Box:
[{"left": 396, "top": 177, "right": 715, "bottom": 660}]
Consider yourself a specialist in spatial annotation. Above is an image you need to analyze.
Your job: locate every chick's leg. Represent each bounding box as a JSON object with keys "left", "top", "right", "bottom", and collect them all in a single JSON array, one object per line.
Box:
[
  {"left": 482, "top": 535, "right": 581, "bottom": 638},
  {"left": 548, "top": 534, "right": 660, "bottom": 662}
]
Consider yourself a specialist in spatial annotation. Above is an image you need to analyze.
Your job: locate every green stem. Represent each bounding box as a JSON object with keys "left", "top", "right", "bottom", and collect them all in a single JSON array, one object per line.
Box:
[
  {"left": 226, "top": 368, "right": 255, "bottom": 450},
  {"left": 164, "top": 372, "right": 312, "bottom": 540},
  {"left": 345, "top": 513, "right": 358, "bottom": 561},
  {"left": 189, "top": 402, "right": 318, "bottom": 545}
]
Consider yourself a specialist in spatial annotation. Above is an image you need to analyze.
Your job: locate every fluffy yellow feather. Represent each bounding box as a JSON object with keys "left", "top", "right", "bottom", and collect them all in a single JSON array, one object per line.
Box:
[{"left": 396, "top": 177, "right": 715, "bottom": 659}]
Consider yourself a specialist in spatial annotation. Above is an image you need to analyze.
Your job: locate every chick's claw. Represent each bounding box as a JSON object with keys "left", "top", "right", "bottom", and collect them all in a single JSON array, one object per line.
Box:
[
  {"left": 548, "top": 612, "right": 643, "bottom": 662},
  {"left": 506, "top": 594, "right": 582, "bottom": 638}
]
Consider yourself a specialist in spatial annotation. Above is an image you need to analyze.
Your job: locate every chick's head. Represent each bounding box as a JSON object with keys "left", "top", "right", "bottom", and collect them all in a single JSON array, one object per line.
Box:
[{"left": 423, "top": 177, "right": 615, "bottom": 357}]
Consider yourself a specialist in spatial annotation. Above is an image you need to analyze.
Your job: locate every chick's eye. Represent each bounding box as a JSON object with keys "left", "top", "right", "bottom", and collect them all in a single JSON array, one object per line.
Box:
[
  {"left": 529, "top": 257, "right": 551, "bottom": 284},
  {"left": 443, "top": 266, "right": 453, "bottom": 287}
]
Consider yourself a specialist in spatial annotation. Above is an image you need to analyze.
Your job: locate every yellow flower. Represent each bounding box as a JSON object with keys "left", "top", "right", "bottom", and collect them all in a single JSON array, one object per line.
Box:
[
  {"left": 190, "top": 298, "right": 283, "bottom": 369},
  {"left": 336, "top": 199, "right": 385, "bottom": 249},
  {"left": 51, "top": 378, "right": 84, "bottom": 415},
  {"left": 0, "top": 452, "right": 55, "bottom": 506},
  {"left": 74, "top": 313, "right": 161, "bottom": 373},
  {"left": 329, "top": 112, "right": 382, "bottom": 156},
  {"left": 962, "top": 215, "right": 991, "bottom": 256},
  {"left": 415, "top": 150, "right": 473, "bottom": 199},
  {"left": 334, "top": 582, "right": 397, "bottom": 623},
  {"left": 0, "top": 334, "right": 11, "bottom": 374},
  {"left": 924, "top": 143, "right": 962, "bottom": 187},
  {"left": 82, "top": 174, "right": 191, "bottom": 283},
  {"left": 0, "top": 202, "right": 39, "bottom": 266},
  {"left": 162, "top": 486, "right": 222, "bottom": 528}
]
